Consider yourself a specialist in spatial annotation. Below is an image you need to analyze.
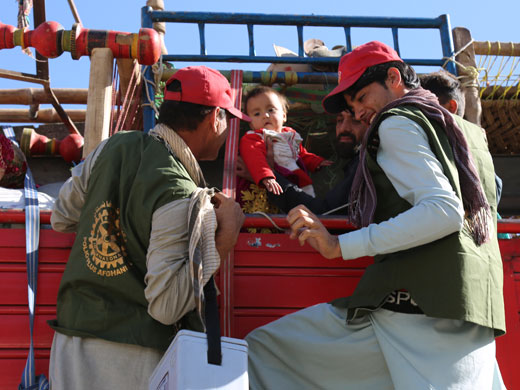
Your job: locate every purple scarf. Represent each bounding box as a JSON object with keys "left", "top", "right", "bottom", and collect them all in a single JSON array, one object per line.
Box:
[{"left": 348, "top": 88, "right": 491, "bottom": 245}]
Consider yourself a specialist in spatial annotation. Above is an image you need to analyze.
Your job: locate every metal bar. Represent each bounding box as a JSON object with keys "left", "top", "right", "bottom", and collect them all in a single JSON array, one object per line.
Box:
[
  {"left": 141, "top": 6, "right": 156, "bottom": 132},
  {"left": 0, "top": 210, "right": 52, "bottom": 224},
  {"left": 33, "top": 0, "right": 49, "bottom": 81},
  {"left": 149, "top": 10, "right": 447, "bottom": 29},
  {"left": 392, "top": 27, "right": 400, "bottom": 56},
  {"left": 2, "top": 207, "right": 518, "bottom": 234},
  {"left": 247, "top": 24, "right": 255, "bottom": 57},
  {"left": 160, "top": 68, "right": 338, "bottom": 85},
  {"left": 297, "top": 25, "right": 304, "bottom": 57},
  {"left": 438, "top": 14, "right": 456, "bottom": 75},
  {"left": 161, "top": 54, "right": 446, "bottom": 67},
  {"left": 344, "top": 27, "right": 352, "bottom": 52},
  {"left": 198, "top": 23, "right": 206, "bottom": 55}
]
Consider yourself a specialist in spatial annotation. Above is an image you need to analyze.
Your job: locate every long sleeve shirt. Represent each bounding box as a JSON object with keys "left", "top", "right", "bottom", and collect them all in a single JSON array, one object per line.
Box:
[
  {"left": 338, "top": 115, "right": 464, "bottom": 260},
  {"left": 52, "top": 139, "right": 196, "bottom": 326}
]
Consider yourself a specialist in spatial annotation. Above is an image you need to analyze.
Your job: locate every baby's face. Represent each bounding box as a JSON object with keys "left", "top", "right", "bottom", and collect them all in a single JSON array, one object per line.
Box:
[{"left": 246, "top": 91, "right": 287, "bottom": 132}]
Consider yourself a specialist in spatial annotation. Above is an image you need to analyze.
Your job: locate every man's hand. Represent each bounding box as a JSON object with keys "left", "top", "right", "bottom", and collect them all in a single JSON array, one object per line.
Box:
[
  {"left": 262, "top": 177, "right": 283, "bottom": 195},
  {"left": 212, "top": 192, "right": 245, "bottom": 260},
  {"left": 287, "top": 205, "right": 341, "bottom": 259}
]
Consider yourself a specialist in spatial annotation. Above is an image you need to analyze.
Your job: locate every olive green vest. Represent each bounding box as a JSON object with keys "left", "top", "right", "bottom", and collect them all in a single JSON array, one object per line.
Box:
[
  {"left": 334, "top": 107, "right": 505, "bottom": 335},
  {"left": 50, "top": 131, "right": 200, "bottom": 350}
]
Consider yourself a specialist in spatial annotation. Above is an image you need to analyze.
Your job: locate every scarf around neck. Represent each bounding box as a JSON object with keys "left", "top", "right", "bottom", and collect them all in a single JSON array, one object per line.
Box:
[
  {"left": 348, "top": 88, "right": 491, "bottom": 245},
  {"left": 149, "top": 123, "right": 206, "bottom": 187}
]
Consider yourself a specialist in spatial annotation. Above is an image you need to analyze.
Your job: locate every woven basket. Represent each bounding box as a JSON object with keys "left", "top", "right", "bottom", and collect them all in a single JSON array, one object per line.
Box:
[{"left": 481, "top": 99, "right": 520, "bottom": 154}]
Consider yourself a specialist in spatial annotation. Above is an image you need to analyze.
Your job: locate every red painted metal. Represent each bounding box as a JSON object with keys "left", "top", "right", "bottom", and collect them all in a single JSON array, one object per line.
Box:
[
  {"left": 0, "top": 215, "right": 519, "bottom": 388},
  {"left": 0, "top": 21, "right": 160, "bottom": 65},
  {"left": 2, "top": 209, "right": 519, "bottom": 233}
]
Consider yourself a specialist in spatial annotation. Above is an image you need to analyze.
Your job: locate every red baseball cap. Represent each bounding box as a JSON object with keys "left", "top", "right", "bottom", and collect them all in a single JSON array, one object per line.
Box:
[
  {"left": 322, "top": 41, "right": 403, "bottom": 114},
  {"left": 164, "top": 66, "right": 251, "bottom": 122}
]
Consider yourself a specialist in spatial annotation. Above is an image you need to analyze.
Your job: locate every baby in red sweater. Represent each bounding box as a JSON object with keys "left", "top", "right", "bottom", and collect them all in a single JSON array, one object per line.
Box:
[{"left": 239, "top": 86, "right": 332, "bottom": 196}]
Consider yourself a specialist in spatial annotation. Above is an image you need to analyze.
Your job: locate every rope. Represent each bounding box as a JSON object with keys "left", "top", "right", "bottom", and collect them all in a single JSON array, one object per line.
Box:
[
  {"left": 250, "top": 211, "right": 285, "bottom": 231},
  {"left": 114, "top": 62, "right": 141, "bottom": 132},
  {"left": 109, "top": 61, "right": 119, "bottom": 136},
  {"left": 141, "top": 65, "right": 160, "bottom": 116},
  {"left": 441, "top": 38, "right": 482, "bottom": 89}
]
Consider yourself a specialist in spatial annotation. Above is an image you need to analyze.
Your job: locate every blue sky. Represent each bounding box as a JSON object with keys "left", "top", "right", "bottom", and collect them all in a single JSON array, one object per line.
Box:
[{"left": 0, "top": 0, "right": 517, "bottom": 101}]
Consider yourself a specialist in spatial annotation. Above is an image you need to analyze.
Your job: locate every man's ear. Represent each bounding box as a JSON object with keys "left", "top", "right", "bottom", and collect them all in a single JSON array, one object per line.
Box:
[
  {"left": 447, "top": 99, "right": 458, "bottom": 115},
  {"left": 209, "top": 107, "right": 220, "bottom": 133},
  {"left": 386, "top": 67, "right": 402, "bottom": 88}
]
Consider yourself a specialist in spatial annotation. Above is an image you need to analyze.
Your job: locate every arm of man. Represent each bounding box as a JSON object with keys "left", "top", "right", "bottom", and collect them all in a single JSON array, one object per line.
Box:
[
  {"left": 145, "top": 192, "right": 244, "bottom": 326},
  {"left": 269, "top": 156, "right": 359, "bottom": 214},
  {"left": 288, "top": 116, "right": 464, "bottom": 260},
  {"left": 268, "top": 170, "right": 348, "bottom": 214},
  {"left": 144, "top": 198, "right": 196, "bottom": 325},
  {"left": 338, "top": 115, "right": 465, "bottom": 259},
  {"left": 51, "top": 139, "right": 109, "bottom": 232}
]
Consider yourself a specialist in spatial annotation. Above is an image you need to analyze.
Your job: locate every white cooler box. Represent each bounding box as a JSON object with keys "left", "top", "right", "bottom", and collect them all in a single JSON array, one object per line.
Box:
[{"left": 149, "top": 329, "right": 249, "bottom": 390}]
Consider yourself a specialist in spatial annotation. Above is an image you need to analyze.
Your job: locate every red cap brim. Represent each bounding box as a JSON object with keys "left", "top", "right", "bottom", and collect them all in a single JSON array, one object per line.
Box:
[
  {"left": 227, "top": 106, "right": 251, "bottom": 122},
  {"left": 322, "top": 68, "right": 365, "bottom": 114}
]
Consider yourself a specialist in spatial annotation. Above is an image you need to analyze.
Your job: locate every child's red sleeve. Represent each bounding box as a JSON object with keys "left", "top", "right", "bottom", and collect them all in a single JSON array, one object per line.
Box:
[{"left": 239, "top": 132, "right": 276, "bottom": 185}]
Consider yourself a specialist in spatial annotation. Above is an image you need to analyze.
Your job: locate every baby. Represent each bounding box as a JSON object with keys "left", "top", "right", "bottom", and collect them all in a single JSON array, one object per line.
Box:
[{"left": 239, "top": 86, "right": 332, "bottom": 197}]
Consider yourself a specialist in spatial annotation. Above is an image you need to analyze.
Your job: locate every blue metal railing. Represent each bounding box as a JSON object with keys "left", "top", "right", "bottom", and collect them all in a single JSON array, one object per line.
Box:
[{"left": 141, "top": 7, "right": 456, "bottom": 131}]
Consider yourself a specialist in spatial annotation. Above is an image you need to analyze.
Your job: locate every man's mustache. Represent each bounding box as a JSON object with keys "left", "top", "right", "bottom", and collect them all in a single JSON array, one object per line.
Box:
[{"left": 336, "top": 132, "right": 356, "bottom": 144}]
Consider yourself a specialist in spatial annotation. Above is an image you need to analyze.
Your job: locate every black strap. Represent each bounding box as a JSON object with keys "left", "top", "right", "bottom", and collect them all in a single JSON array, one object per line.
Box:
[{"left": 203, "top": 276, "right": 222, "bottom": 365}]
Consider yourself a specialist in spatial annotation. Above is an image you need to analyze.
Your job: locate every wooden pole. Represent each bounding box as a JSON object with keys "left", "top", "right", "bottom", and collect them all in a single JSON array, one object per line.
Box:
[
  {"left": 0, "top": 108, "right": 85, "bottom": 123},
  {"left": 0, "top": 88, "right": 88, "bottom": 105},
  {"left": 83, "top": 48, "right": 114, "bottom": 158},
  {"left": 473, "top": 41, "right": 520, "bottom": 57},
  {"left": 452, "top": 27, "right": 482, "bottom": 126},
  {"left": 116, "top": 59, "right": 139, "bottom": 100}
]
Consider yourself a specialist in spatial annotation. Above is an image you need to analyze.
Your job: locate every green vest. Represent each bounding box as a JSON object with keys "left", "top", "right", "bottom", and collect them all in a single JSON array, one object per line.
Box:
[
  {"left": 50, "top": 131, "right": 200, "bottom": 350},
  {"left": 334, "top": 106, "right": 505, "bottom": 335}
]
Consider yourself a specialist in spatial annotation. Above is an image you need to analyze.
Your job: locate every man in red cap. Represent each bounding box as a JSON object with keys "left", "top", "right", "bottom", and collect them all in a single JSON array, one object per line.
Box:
[
  {"left": 247, "top": 41, "right": 506, "bottom": 389},
  {"left": 49, "top": 66, "right": 249, "bottom": 389}
]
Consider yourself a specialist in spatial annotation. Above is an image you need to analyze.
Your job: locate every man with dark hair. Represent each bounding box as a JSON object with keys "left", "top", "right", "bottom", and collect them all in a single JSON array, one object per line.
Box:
[
  {"left": 421, "top": 70, "right": 504, "bottom": 207},
  {"left": 420, "top": 69, "right": 466, "bottom": 116},
  {"left": 49, "top": 66, "right": 249, "bottom": 389},
  {"left": 268, "top": 110, "right": 365, "bottom": 214},
  {"left": 247, "top": 41, "right": 505, "bottom": 389},
  {"left": 237, "top": 110, "right": 367, "bottom": 214}
]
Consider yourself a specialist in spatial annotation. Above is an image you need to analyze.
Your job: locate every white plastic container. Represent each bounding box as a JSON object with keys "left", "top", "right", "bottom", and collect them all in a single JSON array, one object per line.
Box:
[{"left": 149, "top": 329, "right": 249, "bottom": 390}]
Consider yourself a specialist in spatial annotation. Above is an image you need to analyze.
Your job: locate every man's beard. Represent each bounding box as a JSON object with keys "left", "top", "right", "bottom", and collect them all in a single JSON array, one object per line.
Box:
[{"left": 335, "top": 133, "right": 358, "bottom": 160}]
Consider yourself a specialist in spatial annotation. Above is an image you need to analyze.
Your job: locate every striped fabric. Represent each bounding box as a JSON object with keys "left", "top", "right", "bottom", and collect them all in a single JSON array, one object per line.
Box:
[
  {"left": 187, "top": 187, "right": 220, "bottom": 328},
  {"left": 2, "top": 126, "right": 49, "bottom": 390}
]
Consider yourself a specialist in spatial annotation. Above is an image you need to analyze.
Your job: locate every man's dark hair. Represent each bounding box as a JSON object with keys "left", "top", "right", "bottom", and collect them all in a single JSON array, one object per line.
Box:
[
  {"left": 243, "top": 85, "right": 289, "bottom": 114},
  {"left": 420, "top": 70, "right": 465, "bottom": 116},
  {"left": 158, "top": 79, "right": 226, "bottom": 130},
  {"left": 345, "top": 61, "right": 420, "bottom": 99}
]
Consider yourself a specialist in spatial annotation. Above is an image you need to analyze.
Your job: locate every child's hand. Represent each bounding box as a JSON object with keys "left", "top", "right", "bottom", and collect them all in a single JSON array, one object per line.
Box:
[
  {"left": 318, "top": 160, "right": 334, "bottom": 169},
  {"left": 262, "top": 177, "right": 283, "bottom": 195}
]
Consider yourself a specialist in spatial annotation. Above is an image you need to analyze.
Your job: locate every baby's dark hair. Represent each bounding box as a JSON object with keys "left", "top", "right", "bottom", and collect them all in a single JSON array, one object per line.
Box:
[{"left": 243, "top": 85, "right": 289, "bottom": 114}]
